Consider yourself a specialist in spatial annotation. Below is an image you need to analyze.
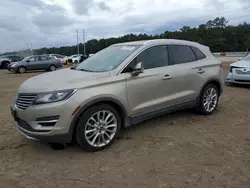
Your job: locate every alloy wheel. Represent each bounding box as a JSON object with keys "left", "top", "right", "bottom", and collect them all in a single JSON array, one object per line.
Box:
[
  {"left": 203, "top": 87, "right": 218, "bottom": 113},
  {"left": 84, "top": 110, "right": 117, "bottom": 148}
]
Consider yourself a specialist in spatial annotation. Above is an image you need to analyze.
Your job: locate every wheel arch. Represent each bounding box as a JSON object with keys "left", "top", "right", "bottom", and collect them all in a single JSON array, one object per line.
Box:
[
  {"left": 0, "top": 60, "right": 11, "bottom": 68},
  {"left": 69, "top": 97, "right": 128, "bottom": 141},
  {"left": 200, "top": 78, "right": 222, "bottom": 96}
]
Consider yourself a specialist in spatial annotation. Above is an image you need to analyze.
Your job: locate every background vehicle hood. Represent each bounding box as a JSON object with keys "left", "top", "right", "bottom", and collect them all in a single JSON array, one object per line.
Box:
[
  {"left": 18, "top": 68, "right": 110, "bottom": 93},
  {"left": 231, "top": 60, "right": 250, "bottom": 68}
]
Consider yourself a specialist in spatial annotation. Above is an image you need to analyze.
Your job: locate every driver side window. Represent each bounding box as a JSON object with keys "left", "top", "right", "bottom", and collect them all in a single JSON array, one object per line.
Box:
[
  {"left": 28, "top": 57, "right": 36, "bottom": 62},
  {"left": 122, "top": 45, "right": 169, "bottom": 73}
]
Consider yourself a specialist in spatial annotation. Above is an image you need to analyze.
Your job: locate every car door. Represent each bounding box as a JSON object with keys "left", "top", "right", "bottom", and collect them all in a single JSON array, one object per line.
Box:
[
  {"left": 40, "top": 56, "right": 52, "bottom": 69},
  {"left": 123, "top": 45, "right": 178, "bottom": 117},
  {"left": 26, "top": 56, "right": 38, "bottom": 70},
  {"left": 167, "top": 45, "right": 207, "bottom": 105}
]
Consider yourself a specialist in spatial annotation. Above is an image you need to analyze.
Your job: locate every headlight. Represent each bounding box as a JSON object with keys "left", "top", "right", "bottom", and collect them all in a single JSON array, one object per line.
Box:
[
  {"left": 33, "top": 89, "right": 76, "bottom": 104},
  {"left": 11, "top": 63, "right": 18, "bottom": 67},
  {"left": 229, "top": 66, "right": 239, "bottom": 73}
]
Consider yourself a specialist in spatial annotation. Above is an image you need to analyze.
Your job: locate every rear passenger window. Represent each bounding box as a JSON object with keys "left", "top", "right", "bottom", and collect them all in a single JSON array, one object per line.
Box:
[
  {"left": 168, "top": 45, "right": 196, "bottom": 65},
  {"left": 137, "top": 46, "right": 168, "bottom": 69},
  {"left": 191, "top": 47, "right": 206, "bottom": 60}
]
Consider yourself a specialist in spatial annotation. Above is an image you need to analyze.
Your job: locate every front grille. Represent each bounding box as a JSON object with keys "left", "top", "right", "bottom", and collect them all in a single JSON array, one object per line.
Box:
[
  {"left": 235, "top": 69, "right": 250, "bottom": 75},
  {"left": 234, "top": 79, "right": 250, "bottom": 83},
  {"left": 16, "top": 94, "right": 37, "bottom": 110}
]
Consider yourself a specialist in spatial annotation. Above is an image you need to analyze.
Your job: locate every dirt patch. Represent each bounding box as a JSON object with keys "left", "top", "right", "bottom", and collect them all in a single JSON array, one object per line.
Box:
[{"left": 0, "top": 64, "right": 250, "bottom": 188}]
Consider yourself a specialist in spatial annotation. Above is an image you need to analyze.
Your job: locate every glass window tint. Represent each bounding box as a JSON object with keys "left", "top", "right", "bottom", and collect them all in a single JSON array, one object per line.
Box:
[
  {"left": 41, "top": 56, "right": 50, "bottom": 60},
  {"left": 191, "top": 47, "right": 206, "bottom": 60},
  {"left": 137, "top": 46, "right": 168, "bottom": 69},
  {"left": 168, "top": 45, "right": 196, "bottom": 65},
  {"left": 28, "top": 57, "right": 36, "bottom": 62},
  {"left": 56, "top": 55, "right": 63, "bottom": 58}
]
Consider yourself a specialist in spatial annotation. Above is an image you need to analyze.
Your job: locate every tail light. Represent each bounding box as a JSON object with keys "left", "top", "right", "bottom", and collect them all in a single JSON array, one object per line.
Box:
[{"left": 57, "top": 59, "right": 61, "bottom": 63}]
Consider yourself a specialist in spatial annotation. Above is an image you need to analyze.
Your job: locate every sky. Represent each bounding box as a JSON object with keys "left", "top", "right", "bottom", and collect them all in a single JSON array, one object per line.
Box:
[{"left": 0, "top": 0, "right": 250, "bottom": 53}]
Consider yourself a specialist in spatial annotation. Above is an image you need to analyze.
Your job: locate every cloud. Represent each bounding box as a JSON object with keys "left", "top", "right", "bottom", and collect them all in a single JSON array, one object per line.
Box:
[
  {"left": 1, "top": 0, "right": 250, "bottom": 53},
  {"left": 70, "top": 0, "right": 93, "bottom": 15},
  {"left": 97, "top": 2, "right": 111, "bottom": 11},
  {"left": 33, "top": 11, "right": 74, "bottom": 30}
]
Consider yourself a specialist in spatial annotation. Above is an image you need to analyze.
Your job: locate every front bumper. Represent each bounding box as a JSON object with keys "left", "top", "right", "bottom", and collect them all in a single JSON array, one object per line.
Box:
[
  {"left": 226, "top": 72, "right": 250, "bottom": 84},
  {"left": 11, "top": 98, "right": 80, "bottom": 144},
  {"left": 8, "top": 65, "right": 17, "bottom": 72}
]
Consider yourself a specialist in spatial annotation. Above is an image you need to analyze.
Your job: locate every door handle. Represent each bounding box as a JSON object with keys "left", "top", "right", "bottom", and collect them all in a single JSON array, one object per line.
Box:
[
  {"left": 162, "top": 74, "right": 172, "bottom": 80},
  {"left": 197, "top": 69, "right": 205, "bottom": 74}
]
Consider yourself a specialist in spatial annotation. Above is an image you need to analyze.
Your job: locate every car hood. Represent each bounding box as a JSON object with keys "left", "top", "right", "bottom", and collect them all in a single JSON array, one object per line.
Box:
[
  {"left": 10, "top": 61, "right": 23, "bottom": 66},
  {"left": 18, "top": 68, "right": 110, "bottom": 93},
  {"left": 231, "top": 60, "right": 250, "bottom": 68}
]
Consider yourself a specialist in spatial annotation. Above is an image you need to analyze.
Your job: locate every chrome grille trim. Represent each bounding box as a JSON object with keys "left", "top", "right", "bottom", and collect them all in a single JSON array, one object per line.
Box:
[
  {"left": 235, "top": 69, "right": 250, "bottom": 75},
  {"left": 16, "top": 94, "right": 37, "bottom": 110}
]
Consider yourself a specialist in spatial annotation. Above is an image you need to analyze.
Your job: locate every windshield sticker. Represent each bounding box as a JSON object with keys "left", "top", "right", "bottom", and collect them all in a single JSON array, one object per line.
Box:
[{"left": 121, "top": 46, "right": 135, "bottom": 51}]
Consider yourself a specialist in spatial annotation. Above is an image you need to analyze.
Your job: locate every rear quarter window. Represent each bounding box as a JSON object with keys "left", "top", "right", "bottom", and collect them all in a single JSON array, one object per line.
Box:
[
  {"left": 168, "top": 45, "right": 197, "bottom": 65},
  {"left": 191, "top": 47, "right": 206, "bottom": 60}
]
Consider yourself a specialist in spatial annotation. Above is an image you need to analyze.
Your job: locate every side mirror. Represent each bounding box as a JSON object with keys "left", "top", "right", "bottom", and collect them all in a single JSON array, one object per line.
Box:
[
  {"left": 132, "top": 62, "right": 144, "bottom": 76},
  {"left": 26, "top": 60, "right": 30, "bottom": 63}
]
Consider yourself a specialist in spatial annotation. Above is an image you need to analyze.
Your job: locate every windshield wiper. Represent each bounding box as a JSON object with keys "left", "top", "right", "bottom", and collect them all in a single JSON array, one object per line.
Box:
[{"left": 79, "top": 69, "right": 95, "bottom": 72}]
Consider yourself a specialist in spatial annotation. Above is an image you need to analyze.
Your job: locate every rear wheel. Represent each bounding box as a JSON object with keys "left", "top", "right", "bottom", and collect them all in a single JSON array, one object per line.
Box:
[
  {"left": 49, "top": 65, "right": 56, "bottom": 71},
  {"left": 75, "top": 104, "right": 121, "bottom": 152},
  {"left": 18, "top": 66, "right": 26, "bottom": 74},
  {"left": 197, "top": 84, "right": 219, "bottom": 115},
  {"left": 1, "top": 61, "right": 9, "bottom": 69}
]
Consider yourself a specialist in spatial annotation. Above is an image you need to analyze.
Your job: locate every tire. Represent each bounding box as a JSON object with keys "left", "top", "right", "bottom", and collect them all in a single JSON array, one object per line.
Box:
[
  {"left": 75, "top": 104, "right": 121, "bottom": 152},
  {"left": 1, "top": 61, "right": 9, "bottom": 69},
  {"left": 49, "top": 65, "right": 56, "bottom": 71},
  {"left": 74, "top": 60, "right": 78, "bottom": 64},
  {"left": 197, "top": 84, "right": 219, "bottom": 115},
  {"left": 18, "top": 66, "right": 26, "bottom": 74}
]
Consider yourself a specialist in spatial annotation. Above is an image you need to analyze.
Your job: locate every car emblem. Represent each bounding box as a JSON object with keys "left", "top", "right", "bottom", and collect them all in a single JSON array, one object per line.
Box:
[{"left": 242, "top": 68, "right": 250, "bottom": 72}]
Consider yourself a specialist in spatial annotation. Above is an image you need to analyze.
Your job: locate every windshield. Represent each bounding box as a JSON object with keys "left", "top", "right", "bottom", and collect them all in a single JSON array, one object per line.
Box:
[
  {"left": 243, "top": 54, "right": 250, "bottom": 61},
  {"left": 75, "top": 45, "right": 140, "bottom": 72}
]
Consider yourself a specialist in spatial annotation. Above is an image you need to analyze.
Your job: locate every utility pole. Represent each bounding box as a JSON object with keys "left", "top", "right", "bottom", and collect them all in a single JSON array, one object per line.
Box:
[
  {"left": 30, "top": 43, "right": 33, "bottom": 55},
  {"left": 83, "top": 29, "right": 86, "bottom": 56},
  {"left": 76, "top": 29, "right": 79, "bottom": 55}
]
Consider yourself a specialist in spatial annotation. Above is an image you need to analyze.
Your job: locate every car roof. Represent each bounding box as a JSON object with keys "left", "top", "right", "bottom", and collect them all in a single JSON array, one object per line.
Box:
[{"left": 111, "top": 39, "right": 208, "bottom": 49}]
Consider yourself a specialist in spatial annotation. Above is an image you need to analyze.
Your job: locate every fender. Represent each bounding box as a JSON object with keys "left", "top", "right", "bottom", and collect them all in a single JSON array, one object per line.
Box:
[{"left": 68, "top": 97, "right": 129, "bottom": 137}]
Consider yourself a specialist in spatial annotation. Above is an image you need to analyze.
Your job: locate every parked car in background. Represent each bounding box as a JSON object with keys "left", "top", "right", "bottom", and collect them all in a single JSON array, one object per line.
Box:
[
  {"left": 0, "top": 55, "right": 24, "bottom": 69},
  {"left": 8, "top": 55, "right": 62, "bottom": 73},
  {"left": 226, "top": 54, "right": 250, "bottom": 84},
  {"left": 67, "top": 54, "right": 88, "bottom": 64},
  {"left": 47, "top": 54, "right": 66, "bottom": 65},
  {"left": 11, "top": 39, "right": 224, "bottom": 152}
]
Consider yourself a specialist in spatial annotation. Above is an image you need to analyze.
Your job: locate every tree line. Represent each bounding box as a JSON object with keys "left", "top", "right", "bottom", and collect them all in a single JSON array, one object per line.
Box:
[{"left": 3, "top": 17, "right": 250, "bottom": 56}]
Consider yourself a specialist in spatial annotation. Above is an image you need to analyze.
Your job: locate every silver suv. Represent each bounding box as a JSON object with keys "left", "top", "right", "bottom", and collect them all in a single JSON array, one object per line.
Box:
[{"left": 11, "top": 39, "right": 224, "bottom": 151}]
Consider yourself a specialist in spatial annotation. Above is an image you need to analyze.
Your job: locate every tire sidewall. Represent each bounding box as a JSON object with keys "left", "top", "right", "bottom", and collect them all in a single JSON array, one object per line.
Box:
[
  {"left": 76, "top": 104, "right": 121, "bottom": 152},
  {"left": 200, "top": 84, "right": 219, "bottom": 115},
  {"left": 50, "top": 65, "right": 56, "bottom": 71},
  {"left": 18, "top": 66, "right": 26, "bottom": 73}
]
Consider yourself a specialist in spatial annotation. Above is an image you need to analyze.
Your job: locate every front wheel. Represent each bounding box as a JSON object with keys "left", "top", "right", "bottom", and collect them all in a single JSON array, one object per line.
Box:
[
  {"left": 75, "top": 104, "right": 121, "bottom": 152},
  {"left": 49, "top": 65, "right": 56, "bottom": 71},
  {"left": 198, "top": 84, "right": 219, "bottom": 115},
  {"left": 18, "top": 66, "right": 26, "bottom": 74}
]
